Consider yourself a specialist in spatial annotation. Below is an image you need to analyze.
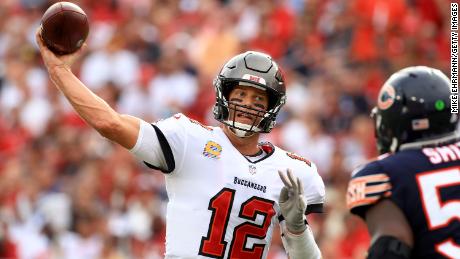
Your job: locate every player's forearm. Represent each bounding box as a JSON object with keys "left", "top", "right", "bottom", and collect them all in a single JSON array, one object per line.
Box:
[
  {"left": 49, "top": 66, "right": 121, "bottom": 134},
  {"left": 282, "top": 225, "right": 322, "bottom": 259}
]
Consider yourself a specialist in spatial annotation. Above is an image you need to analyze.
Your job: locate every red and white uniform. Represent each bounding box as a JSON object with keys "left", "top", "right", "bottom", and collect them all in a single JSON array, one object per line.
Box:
[{"left": 130, "top": 114, "right": 325, "bottom": 259}]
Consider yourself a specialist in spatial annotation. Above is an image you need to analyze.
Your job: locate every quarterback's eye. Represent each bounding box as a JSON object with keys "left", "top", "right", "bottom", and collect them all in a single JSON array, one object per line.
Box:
[
  {"left": 237, "top": 91, "right": 246, "bottom": 98},
  {"left": 255, "top": 95, "right": 264, "bottom": 102},
  {"left": 253, "top": 96, "right": 267, "bottom": 109},
  {"left": 253, "top": 103, "right": 266, "bottom": 110},
  {"left": 229, "top": 97, "right": 243, "bottom": 103}
]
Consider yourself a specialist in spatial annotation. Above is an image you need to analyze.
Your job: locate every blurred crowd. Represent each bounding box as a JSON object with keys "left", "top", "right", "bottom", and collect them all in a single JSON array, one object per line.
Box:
[{"left": 0, "top": 0, "right": 450, "bottom": 258}]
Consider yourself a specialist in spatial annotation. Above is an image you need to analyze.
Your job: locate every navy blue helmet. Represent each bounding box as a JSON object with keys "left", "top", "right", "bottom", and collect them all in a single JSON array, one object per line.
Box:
[{"left": 372, "top": 66, "right": 458, "bottom": 154}]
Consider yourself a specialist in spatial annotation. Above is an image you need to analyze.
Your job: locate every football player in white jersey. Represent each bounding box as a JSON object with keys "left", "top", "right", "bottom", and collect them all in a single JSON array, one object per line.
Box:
[{"left": 36, "top": 28, "right": 325, "bottom": 259}]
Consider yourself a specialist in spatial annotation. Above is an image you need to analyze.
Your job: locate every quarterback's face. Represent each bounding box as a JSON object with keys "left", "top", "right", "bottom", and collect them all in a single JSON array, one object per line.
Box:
[{"left": 228, "top": 85, "right": 268, "bottom": 126}]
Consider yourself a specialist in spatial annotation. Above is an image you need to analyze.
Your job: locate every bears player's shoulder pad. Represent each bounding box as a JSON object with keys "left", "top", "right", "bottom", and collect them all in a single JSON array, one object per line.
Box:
[
  {"left": 351, "top": 153, "right": 392, "bottom": 177},
  {"left": 347, "top": 161, "right": 392, "bottom": 219}
]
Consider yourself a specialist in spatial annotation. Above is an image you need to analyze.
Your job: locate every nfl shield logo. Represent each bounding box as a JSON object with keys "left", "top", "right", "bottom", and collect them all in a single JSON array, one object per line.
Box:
[{"left": 248, "top": 165, "right": 257, "bottom": 175}]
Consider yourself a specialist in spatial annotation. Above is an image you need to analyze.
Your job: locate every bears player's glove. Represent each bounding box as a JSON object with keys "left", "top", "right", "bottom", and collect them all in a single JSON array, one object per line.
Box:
[{"left": 278, "top": 169, "right": 307, "bottom": 234}]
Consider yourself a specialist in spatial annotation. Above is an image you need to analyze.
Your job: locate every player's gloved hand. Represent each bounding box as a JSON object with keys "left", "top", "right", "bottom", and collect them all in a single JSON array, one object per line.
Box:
[{"left": 278, "top": 169, "right": 308, "bottom": 234}]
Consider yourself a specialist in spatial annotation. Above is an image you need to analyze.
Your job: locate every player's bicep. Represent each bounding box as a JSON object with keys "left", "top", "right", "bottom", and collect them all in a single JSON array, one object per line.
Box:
[
  {"left": 365, "top": 199, "right": 413, "bottom": 247},
  {"left": 105, "top": 114, "right": 141, "bottom": 149}
]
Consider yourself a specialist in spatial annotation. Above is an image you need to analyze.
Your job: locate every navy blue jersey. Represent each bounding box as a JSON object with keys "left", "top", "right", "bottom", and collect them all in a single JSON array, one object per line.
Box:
[{"left": 347, "top": 142, "right": 460, "bottom": 259}]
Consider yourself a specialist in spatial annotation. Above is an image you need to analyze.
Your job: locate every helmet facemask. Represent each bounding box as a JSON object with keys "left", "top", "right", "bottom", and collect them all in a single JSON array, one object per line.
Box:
[
  {"left": 371, "top": 107, "right": 399, "bottom": 154},
  {"left": 213, "top": 77, "right": 285, "bottom": 137}
]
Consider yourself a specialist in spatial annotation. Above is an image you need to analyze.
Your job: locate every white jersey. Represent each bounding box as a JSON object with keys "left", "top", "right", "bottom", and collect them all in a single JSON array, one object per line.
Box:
[{"left": 130, "top": 114, "right": 325, "bottom": 259}]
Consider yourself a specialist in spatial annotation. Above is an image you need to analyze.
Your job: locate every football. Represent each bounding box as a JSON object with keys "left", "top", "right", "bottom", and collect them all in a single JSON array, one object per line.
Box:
[{"left": 40, "top": 2, "right": 89, "bottom": 55}]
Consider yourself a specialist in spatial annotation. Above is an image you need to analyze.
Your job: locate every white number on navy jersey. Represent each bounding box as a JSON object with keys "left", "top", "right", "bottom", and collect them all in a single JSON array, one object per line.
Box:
[{"left": 416, "top": 167, "right": 460, "bottom": 258}]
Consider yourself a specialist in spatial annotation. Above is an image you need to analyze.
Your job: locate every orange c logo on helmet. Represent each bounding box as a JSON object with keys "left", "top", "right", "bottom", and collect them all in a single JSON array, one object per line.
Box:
[{"left": 377, "top": 84, "right": 396, "bottom": 110}]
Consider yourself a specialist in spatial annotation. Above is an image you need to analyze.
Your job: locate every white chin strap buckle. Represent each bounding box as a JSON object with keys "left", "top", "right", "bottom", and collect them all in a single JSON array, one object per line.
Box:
[
  {"left": 225, "top": 121, "right": 261, "bottom": 138},
  {"left": 232, "top": 128, "right": 252, "bottom": 138}
]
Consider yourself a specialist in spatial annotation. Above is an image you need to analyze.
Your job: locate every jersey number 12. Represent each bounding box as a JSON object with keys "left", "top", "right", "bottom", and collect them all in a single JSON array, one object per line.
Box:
[{"left": 198, "top": 188, "right": 276, "bottom": 259}]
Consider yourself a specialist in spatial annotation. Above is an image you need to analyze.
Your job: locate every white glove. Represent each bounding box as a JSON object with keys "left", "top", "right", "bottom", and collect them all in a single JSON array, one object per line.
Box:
[{"left": 278, "top": 169, "right": 307, "bottom": 234}]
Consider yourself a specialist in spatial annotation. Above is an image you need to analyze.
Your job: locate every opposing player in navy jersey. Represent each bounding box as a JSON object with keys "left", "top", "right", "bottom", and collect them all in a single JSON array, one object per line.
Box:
[
  {"left": 35, "top": 27, "right": 325, "bottom": 259},
  {"left": 347, "top": 66, "right": 460, "bottom": 259}
]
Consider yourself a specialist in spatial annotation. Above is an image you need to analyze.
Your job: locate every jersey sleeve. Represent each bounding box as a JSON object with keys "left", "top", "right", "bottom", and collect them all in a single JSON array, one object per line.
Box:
[
  {"left": 129, "top": 119, "right": 169, "bottom": 172},
  {"left": 346, "top": 161, "right": 392, "bottom": 219},
  {"left": 302, "top": 162, "right": 326, "bottom": 214},
  {"left": 130, "top": 113, "right": 189, "bottom": 174}
]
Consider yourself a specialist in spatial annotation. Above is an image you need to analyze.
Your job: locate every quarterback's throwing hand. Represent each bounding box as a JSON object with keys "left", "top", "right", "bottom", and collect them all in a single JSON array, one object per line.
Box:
[
  {"left": 35, "top": 27, "right": 86, "bottom": 72},
  {"left": 278, "top": 169, "right": 307, "bottom": 234}
]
